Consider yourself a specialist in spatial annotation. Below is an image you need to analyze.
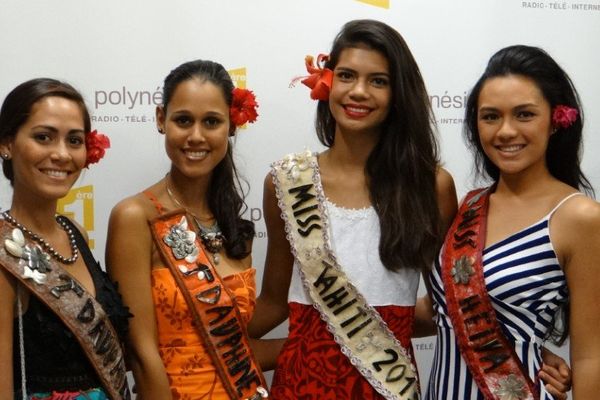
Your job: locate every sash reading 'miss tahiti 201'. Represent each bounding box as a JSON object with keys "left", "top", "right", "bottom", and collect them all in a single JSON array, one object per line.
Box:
[
  {"left": 272, "top": 151, "right": 419, "bottom": 400},
  {"left": 441, "top": 188, "right": 539, "bottom": 400},
  {"left": 0, "top": 219, "right": 129, "bottom": 400},
  {"left": 150, "top": 211, "right": 268, "bottom": 400}
]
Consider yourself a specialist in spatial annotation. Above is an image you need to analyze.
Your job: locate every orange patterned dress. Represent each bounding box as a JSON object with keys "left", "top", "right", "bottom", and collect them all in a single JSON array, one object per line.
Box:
[{"left": 151, "top": 267, "right": 257, "bottom": 400}]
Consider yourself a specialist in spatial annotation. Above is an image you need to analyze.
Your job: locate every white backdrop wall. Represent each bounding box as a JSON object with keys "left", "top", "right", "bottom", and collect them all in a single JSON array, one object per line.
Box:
[{"left": 1, "top": 1, "right": 599, "bottom": 396}]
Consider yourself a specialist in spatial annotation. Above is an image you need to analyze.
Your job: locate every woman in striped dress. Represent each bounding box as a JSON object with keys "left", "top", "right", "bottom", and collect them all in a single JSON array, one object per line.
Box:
[{"left": 426, "top": 45, "right": 600, "bottom": 399}]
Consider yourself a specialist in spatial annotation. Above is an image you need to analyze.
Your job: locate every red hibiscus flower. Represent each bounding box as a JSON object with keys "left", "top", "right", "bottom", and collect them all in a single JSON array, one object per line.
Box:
[
  {"left": 85, "top": 130, "right": 111, "bottom": 168},
  {"left": 230, "top": 88, "right": 259, "bottom": 127},
  {"left": 301, "top": 54, "right": 333, "bottom": 101}
]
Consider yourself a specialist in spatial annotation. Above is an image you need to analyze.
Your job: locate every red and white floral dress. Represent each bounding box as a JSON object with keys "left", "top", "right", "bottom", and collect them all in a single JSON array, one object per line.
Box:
[{"left": 271, "top": 199, "right": 420, "bottom": 399}]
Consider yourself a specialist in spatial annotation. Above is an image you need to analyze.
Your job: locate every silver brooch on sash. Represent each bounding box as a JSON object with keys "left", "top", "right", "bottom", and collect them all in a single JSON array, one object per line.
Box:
[
  {"left": 451, "top": 255, "right": 475, "bottom": 285},
  {"left": 494, "top": 374, "right": 527, "bottom": 400},
  {"left": 4, "top": 228, "right": 50, "bottom": 284},
  {"left": 281, "top": 150, "right": 311, "bottom": 183},
  {"left": 163, "top": 216, "right": 199, "bottom": 263}
]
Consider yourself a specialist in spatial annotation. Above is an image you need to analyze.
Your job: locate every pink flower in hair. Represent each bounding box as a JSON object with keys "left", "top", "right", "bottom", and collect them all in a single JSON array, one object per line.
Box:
[{"left": 552, "top": 105, "right": 578, "bottom": 129}]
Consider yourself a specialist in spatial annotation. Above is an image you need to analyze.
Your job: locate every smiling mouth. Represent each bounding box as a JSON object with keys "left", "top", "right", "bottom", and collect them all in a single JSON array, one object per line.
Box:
[
  {"left": 184, "top": 150, "right": 208, "bottom": 160},
  {"left": 344, "top": 105, "right": 372, "bottom": 117},
  {"left": 41, "top": 169, "right": 69, "bottom": 178},
  {"left": 496, "top": 144, "right": 525, "bottom": 153}
]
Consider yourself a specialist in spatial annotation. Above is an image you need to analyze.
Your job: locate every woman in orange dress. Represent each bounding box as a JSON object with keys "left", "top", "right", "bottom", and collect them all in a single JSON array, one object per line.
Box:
[{"left": 106, "top": 59, "right": 277, "bottom": 399}]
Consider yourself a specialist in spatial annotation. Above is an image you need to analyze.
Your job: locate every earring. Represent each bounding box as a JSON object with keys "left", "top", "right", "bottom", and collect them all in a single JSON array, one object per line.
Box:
[
  {"left": 1, "top": 153, "right": 10, "bottom": 160},
  {"left": 158, "top": 128, "right": 164, "bottom": 133}
]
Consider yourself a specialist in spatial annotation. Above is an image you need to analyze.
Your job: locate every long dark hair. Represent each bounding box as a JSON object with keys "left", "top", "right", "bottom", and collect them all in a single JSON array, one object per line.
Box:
[
  {"left": 162, "top": 60, "right": 254, "bottom": 259},
  {"left": 0, "top": 78, "right": 91, "bottom": 184},
  {"left": 464, "top": 45, "right": 593, "bottom": 195},
  {"left": 464, "top": 45, "right": 594, "bottom": 344},
  {"left": 316, "top": 19, "right": 441, "bottom": 272}
]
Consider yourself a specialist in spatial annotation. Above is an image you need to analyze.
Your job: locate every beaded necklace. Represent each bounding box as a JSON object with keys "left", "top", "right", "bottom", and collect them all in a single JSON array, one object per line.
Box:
[{"left": 2, "top": 210, "right": 79, "bottom": 264}]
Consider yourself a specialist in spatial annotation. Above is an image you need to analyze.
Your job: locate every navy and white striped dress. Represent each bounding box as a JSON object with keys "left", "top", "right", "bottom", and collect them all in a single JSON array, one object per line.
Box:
[{"left": 425, "top": 193, "right": 577, "bottom": 400}]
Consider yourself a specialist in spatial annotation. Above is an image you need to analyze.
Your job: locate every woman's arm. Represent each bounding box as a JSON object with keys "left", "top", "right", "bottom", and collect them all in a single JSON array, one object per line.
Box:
[
  {"left": 249, "top": 338, "right": 286, "bottom": 371},
  {"left": 435, "top": 167, "right": 458, "bottom": 234},
  {"left": 0, "top": 268, "right": 16, "bottom": 398},
  {"left": 412, "top": 291, "right": 436, "bottom": 338},
  {"left": 248, "top": 174, "right": 295, "bottom": 338},
  {"left": 106, "top": 198, "right": 172, "bottom": 400},
  {"left": 413, "top": 168, "right": 458, "bottom": 338},
  {"left": 558, "top": 197, "right": 600, "bottom": 398}
]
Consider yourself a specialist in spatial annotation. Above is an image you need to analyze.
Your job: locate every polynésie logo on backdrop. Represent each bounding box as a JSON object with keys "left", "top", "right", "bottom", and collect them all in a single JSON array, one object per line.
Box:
[{"left": 57, "top": 185, "right": 96, "bottom": 249}]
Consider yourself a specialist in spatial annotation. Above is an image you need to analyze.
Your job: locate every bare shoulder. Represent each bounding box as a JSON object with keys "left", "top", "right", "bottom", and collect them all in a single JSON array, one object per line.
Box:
[
  {"left": 263, "top": 171, "right": 275, "bottom": 191},
  {"left": 552, "top": 194, "right": 600, "bottom": 266},
  {"left": 109, "top": 193, "right": 154, "bottom": 226},
  {"left": 262, "top": 171, "right": 277, "bottom": 206},
  {"left": 435, "top": 167, "right": 456, "bottom": 202},
  {"left": 435, "top": 167, "right": 458, "bottom": 229},
  {"left": 555, "top": 194, "right": 600, "bottom": 232},
  {"left": 436, "top": 167, "right": 455, "bottom": 190}
]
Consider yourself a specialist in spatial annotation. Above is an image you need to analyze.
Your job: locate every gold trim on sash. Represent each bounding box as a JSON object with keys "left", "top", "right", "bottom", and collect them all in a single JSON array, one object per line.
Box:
[
  {"left": 0, "top": 220, "right": 129, "bottom": 400},
  {"left": 150, "top": 211, "right": 268, "bottom": 400},
  {"left": 272, "top": 151, "right": 419, "bottom": 400}
]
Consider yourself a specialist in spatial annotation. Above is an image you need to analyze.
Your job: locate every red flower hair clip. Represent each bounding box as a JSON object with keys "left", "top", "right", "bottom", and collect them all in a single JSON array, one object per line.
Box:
[
  {"left": 291, "top": 54, "right": 333, "bottom": 101},
  {"left": 552, "top": 105, "right": 579, "bottom": 129},
  {"left": 85, "top": 130, "right": 111, "bottom": 168},
  {"left": 230, "top": 88, "right": 259, "bottom": 127}
]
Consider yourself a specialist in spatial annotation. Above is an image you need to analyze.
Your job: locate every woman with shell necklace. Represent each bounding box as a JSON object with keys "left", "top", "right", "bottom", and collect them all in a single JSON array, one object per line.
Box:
[
  {"left": 106, "top": 59, "right": 279, "bottom": 400},
  {"left": 0, "top": 78, "right": 129, "bottom": 400}
]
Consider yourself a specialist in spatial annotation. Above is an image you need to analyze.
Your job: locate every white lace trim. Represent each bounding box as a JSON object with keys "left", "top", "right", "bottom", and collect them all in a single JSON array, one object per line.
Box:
[{"left": 325, "top": 199, "right": 374, "bottom": 221}]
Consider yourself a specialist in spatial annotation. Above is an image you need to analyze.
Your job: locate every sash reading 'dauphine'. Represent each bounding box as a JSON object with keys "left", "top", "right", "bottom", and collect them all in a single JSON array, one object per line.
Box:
[
  {"left": 272, "top": 151, "right": 419, "bottom": 400},
  {"left": 0, "top": 220, "right": 129, "bottom": 400},
  {"left": 441, "top": 188, "right": 539, "bottom": 400},
  {"left": 150, "top": 210, "right": 268, "bottom": 400}
]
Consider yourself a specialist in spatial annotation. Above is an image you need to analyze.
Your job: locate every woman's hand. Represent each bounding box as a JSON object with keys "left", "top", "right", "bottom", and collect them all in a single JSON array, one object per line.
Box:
[{"left": 540, "top": 347, "right": 571, "bottom": 400}]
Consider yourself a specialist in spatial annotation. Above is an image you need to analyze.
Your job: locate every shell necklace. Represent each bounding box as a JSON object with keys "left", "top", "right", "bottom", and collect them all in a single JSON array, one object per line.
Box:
[{"left": 164, "top": 177, "right": 225, "bottom": 265}]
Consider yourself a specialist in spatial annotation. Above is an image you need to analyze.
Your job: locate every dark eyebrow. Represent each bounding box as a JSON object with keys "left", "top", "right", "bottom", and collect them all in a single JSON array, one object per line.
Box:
[
  {"left": 514, "top": 103, "right": 540, "bottom": 110},
  {"left": 171, "top": 109, "right": 226, "bottom": 118},
  {"left": 335, "top": 66, "right": 390, "bottom": 78},
  {"left": 31, "top": 125, "right": 85, "bottom": 135},
  {"left": 31, "top": 125, "right": 58, "bottom": 132},
  {"left": 479, "top": 103, "right": 541, "bottom": 113}
]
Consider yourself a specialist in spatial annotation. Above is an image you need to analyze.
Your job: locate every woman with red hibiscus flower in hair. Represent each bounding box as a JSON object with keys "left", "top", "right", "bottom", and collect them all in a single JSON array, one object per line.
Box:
[
  {"left": 107, "top": 60, "right": 279, "bottom": 399},
  {"left": 424, "top": 45, "right": 600, "bottom": 399},
  {"left": 0, "top": 78, "right": 130, "bottom": 400},
  {"left": 249, "top": 21, "right": 574, "bottom": 400}
]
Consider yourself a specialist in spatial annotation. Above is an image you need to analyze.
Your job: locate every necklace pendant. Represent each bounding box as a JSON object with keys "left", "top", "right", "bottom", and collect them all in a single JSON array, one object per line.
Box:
[{"left": 212, "top": 253, "right": 220, "bottom": 265}]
